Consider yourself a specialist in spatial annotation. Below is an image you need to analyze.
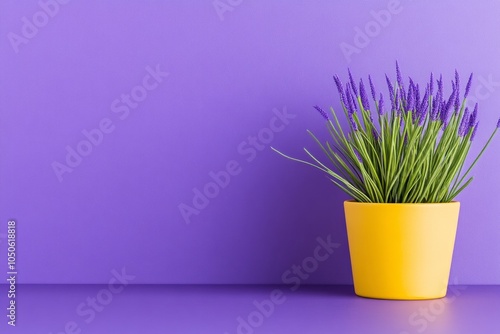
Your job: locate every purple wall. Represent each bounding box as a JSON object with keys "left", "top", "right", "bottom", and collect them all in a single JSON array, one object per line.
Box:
[{"left": 1, "top": 0, "right": 499, "bottom": 284}]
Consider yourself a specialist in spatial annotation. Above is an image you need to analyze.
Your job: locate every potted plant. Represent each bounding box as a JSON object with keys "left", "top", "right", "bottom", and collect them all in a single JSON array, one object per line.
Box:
[{"left": 273, "top": 63, "right": 499, "bottom": 300}]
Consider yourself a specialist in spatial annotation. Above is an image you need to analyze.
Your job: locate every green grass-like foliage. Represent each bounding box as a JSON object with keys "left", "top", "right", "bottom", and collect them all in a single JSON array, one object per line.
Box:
[{"left": 273, "top": 65, "right": 499, "bottom": 203}]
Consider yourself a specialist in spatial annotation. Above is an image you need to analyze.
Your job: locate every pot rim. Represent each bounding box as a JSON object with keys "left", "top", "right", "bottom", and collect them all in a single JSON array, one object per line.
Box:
[{"left": 344, "top": 200, "right": 460, "bottom": 206}]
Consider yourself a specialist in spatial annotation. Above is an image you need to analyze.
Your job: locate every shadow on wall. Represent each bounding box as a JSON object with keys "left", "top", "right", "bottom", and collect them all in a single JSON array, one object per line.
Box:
[{"left": 254, "top": 137, "right": 354, "bottom": 285}]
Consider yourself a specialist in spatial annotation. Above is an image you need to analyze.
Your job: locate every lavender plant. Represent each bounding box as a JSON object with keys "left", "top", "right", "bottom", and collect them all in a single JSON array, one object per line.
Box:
[{"left": 274, "top": 63, "right": 500, "bottom": 203}]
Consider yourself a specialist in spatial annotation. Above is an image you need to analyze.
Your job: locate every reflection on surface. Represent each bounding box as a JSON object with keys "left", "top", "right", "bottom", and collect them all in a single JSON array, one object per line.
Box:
[{"left": 9, "top": 285, "right": 499, "bottom": 334}]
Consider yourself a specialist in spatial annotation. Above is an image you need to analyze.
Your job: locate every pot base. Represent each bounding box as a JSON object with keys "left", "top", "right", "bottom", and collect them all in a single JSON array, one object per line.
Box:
[{"left": 353, "top": 289, "right": 447, "bottom": 300}]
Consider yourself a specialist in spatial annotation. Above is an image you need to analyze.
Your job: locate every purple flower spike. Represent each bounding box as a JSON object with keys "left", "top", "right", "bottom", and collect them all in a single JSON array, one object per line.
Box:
[
  {"left": 386, "top": 75, "right": 395, "bottom": 110},
  {"left": 359, "top": 79, "right": 370, "bottom": 110},
  {"left": 412, "top": 84, "right": 420, "bottom": 121},
  {"left": 458, "top": 107, "right": 470, "bottom": 136},
  {"left": 415, "top": 84, "right": 421, "bottom": 107},
  {"left": 345, "top": 84, "right": 353, "bottom": 113},
  {"left": 369, "top": 75, "right": 376, "bottom": 100},
  {"left": 429, "top": 73, "right": 434, "bottom": 96},
  {"left": 340, "top": 93, "right": 348, "bottom": 109},
  {"left": 431, "top": 96, "right": 440, "bottom": 120},
  {"left": 348, "top": 69, "right": 358, "bottom": 96},
  {"left": 333, "top": 75, "right": 344, "bottom": 97},
  {"left": 350, "top": 89, "right": 358, "bottom": 112},
  {"left": 345, "top": 84, "right": 358, "bottom": 130},
  {"left": 345, "top": 83, "right": 356, "bottom": 114},
  {"left": 468, "top": 103, "right": 478, "bottom": 128},
  {"left": 372, "top": 128, "right": 380, "bottom": 141},
  {"left": 408, "top": 78, "right": 415, "bottom": 91},
  {"left": 378, "top": 93, "right": 384, "bottom": 115},
  {"left": 464, "top": 73, "right": 473, "bottom": 98},
  {"left": 407, "top": 83, "right": 415, "bottom": 112},
  {"left": 313, "top": 105, "right": 329, "bottom": 120},
  {"left": 348, "top": 110, "right": 358, "bottom": 131},
  {"left": 455, "top": 69, "right": 460, "bottom": 94},
  {"left": 438, "top": 101, "right": 446, "bottom": 122},
  {"left": 423, "top": 84, "right": 430, "bottom": 104},
  {"left": 418, "top": 86, "right": 430, "bottom": 125},
  {"left": 407, "top": 79, "right": 414, "bottom": 103},
  {"left": 497, "top": 117, "right": 500, "bottom": 128},
  {"left": 441, "top": 90, "right": 456, "bottom": 127},
  {"left": 450, "top": 81, "right": 459, "bottom": 114},
  {"left": 334, "top": 75, "right": 348, "bottom": 107},
  {"left": 400, "top": 86, "right": 406, "bottom": 107},
  {"left": 396, "top": 61, "right": 403, "bottom": 88},
  {"left": 418, "top": 105, "right": 428, "bottom": 126},
  {"left": 471, "top": 121, "right": 479, "bottom": 141},
  {"left": 437, "top": 74, "right": 443, "bottom": 92},
  {"left": 431, "top": 79, "right": 443, "bottom": 121},
  {"left": 436, "top": 76, "right": 444, "bottom": 106},
  {"left": 396, "top": 98, "right": 401, "bottom": 115}
]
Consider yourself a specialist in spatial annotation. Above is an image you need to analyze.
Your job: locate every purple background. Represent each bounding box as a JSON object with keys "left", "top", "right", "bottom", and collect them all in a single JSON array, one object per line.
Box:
[{"left": 0, "top": 0, "right": 499, "bottom": 285}]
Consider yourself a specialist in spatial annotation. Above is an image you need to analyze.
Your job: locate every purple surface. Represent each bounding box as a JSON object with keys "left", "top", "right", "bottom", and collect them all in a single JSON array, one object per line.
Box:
[
  {"left": 2, "top": 284, "right": 499, "bottom": 334},
  {"left": 1, "top": 0, "right": 500, "bottom": 285}
]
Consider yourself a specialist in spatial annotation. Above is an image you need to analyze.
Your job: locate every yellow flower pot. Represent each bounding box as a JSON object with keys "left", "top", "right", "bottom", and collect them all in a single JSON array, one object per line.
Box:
[{"left": 344, "top": 201, "right": 460, "bottom": 300}]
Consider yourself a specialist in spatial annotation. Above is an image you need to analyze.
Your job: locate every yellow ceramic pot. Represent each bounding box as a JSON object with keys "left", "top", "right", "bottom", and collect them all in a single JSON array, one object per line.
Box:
[{"left": 344, "top": 201, "right": 460, "bottom": 300}]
